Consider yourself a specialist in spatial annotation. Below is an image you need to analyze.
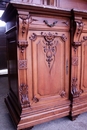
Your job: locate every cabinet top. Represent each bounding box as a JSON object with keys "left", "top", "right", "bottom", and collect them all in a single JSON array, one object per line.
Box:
[
  {"left": 1, "top": 1, "right": 71, "bottom": 22},
  {"left": 2, "top": 1, "right": 87, "bottom": 22}
]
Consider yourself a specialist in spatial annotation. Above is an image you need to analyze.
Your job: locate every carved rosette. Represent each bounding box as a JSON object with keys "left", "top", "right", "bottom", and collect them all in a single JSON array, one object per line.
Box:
[
  {"left": 18, "top": 60, "right": 27, "bottom": 69},
  {"left": 19, "top": 83, "right": 30, "bottom": 108},
  {"left": 60, "top": 91, "right": 66, "bottom": 98},
  {"left": 71, "top": 78, "right": 83, "bottom": 98}
]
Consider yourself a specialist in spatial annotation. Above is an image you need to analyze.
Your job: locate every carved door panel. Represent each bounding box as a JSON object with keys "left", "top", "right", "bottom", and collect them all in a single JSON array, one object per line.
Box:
[{"left": 27, "top": 30, "right": 70, "bottom": 107}]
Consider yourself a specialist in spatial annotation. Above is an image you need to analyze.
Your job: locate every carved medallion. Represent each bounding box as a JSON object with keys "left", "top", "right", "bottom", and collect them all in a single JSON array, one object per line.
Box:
[
  {"left": 18, "top": 60, "right": 27, "bottom": 69},
  {"left": 19, "top": 83, "right": 30, "bottom": 108}
]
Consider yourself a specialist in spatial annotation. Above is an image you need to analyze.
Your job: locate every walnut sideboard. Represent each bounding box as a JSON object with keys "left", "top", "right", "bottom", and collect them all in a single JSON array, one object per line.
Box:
[{"left": 2, "top": 1, "right": 87, "bottom": 130}]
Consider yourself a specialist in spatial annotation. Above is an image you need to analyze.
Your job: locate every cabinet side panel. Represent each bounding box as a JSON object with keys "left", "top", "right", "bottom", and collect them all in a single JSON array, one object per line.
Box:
[{"left": 7, "top": 30, "right": 18, "bottom": 98}]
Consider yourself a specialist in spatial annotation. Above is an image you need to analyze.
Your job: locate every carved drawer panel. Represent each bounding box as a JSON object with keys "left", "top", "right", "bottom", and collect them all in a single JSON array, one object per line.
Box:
[{"left": 29, "top": 16, "right": 70, "bottom": 31}]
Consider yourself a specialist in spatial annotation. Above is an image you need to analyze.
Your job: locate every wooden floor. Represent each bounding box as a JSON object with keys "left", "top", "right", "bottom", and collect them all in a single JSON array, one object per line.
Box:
[{"left": 0, "top": 76, "right": 87, "bottom": 130}]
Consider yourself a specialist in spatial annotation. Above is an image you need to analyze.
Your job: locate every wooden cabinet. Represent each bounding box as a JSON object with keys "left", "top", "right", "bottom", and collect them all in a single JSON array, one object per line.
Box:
[{"left": 2, "top": 1, "right": 87, "bottom": 130}]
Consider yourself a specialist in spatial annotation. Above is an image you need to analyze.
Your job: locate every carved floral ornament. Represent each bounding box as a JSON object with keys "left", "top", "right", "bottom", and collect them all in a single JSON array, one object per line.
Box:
[
  {"left": 29, "top": 32, "right": 67, "bottom": 72},
  {"left": 19, "top": 83, "right": 30, "bottom": 108},
  {"left": 71, "top": 78, "right": 83, "bottom": 98}
]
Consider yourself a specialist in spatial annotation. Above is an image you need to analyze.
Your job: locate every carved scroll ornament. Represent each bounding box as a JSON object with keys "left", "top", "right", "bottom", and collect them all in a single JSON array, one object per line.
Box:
[
  {"left": 29, "top": 33, "right": 37, "bottom": 41},
  {"left": 19, "top": 83, "right": 30, "bottom": 108},
  {"left": 72, "top": 19, "right": 83, "bottom": 52}
]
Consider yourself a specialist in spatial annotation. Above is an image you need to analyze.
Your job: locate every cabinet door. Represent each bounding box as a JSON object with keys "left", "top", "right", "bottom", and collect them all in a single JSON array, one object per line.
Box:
[{"left": 27, "top": 30, "right": 70, "bottom": 107}]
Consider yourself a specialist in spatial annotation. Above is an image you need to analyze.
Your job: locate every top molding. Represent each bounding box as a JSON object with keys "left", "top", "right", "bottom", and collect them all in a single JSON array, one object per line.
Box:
[{"left": 1, "top": 1, "right": 71, "bottom": 22}]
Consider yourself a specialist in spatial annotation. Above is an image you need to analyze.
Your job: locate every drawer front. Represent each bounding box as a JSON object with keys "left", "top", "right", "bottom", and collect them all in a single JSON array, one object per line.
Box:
[{"left": 29, "top": 15, "right": 70, "bottom": 31}]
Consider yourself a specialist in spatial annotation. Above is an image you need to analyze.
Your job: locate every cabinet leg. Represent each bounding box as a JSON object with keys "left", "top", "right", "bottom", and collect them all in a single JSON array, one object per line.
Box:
[{"left": 69, "top": 115, "right": 79, "bottom": 121}]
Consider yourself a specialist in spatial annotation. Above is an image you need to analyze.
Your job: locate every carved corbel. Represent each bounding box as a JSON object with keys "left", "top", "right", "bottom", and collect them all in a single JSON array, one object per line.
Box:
[
  {"left": 18, "top": 40, "right": 28, "bottom": 53},
  {"left": 72, "top": 17, "right": 83, "bottom": 52}
]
